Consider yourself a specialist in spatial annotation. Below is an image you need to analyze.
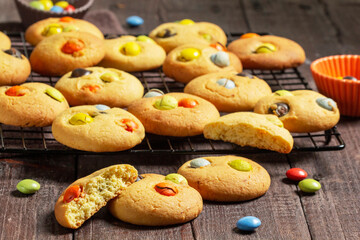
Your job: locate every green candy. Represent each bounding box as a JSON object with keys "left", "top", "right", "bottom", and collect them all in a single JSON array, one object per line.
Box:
[
  {"left": 298, "top": 179, "right": 321, "bottom": 193},
  {"left": 274, "top": 90, "right": 293, "bottom": 96},
  {"left": 100, "top": 72, "right": 120, "bottom": 82},
  {"left": 153, "top": 95, "right": 178, "bottom": 110},
  {"left": 69, "top": 113, "right": 94, "bottom": 125},
  {"left": 45, "top": 88, "right": 65, "bottom": 102},
  {"left": 63, "top": 25, "right": 79, "bottom": 33},
  {"left": 136, "top": 35, "right": 155, "bottom": 43},
  {"left": 178, "top": 48, "right": 201, "bottom": 62},
  {"left": 228, "top": 159, "right": 252, "bottom": 172},
  {"left": 165, "top": 173, "right": 188, "bottom": 185},
  {"left": 202, "top": 33, "right": 212, "bottom": 41},
  {"left": 29, "top": 1, "right": 45, "bottom": 10},
  {"left": 255, "top": 43, "right": 276, "bottom": 53},
  {"left": 17, "top": 179, "right": 40, "bottom": 194}
]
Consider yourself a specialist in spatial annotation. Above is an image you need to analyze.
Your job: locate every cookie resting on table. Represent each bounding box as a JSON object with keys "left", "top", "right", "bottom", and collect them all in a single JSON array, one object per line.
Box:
[
  {"left": 227, "top": 34, "right": 305, "bottom": 69},
  {"left": 51, "top": 105, "right": 145, "bottom": 152},
  {"left": 184, "top": 71, "right": 272, "bottom": 112},
  {"left": 163, "top": 43, "right": 242, "bottom": 83},
  {"left": 127, "top": 92, "right": 220, "bottom": 137},
  {"left": 55, "top": 164, "right": 138, "bottom": 229},
  {"left": 254, "top": 90, "right": 340, "bottom": 132},
  {"left": 203, "top": 112, "right": 293, "bottom": 153},
  {"left": 30, "top": 32, "right": 105, "bottom": 76},
  {"left": 25, "top": 17, "right": 104, "bottom": 46},
  {"left": 0, "top": 48, "right": 31, "bottom": 86},
  {"left": 0, "top": 31, "right": 11, "bottom": 49},
  {"left": 0, "top": 83, "right": 69, "bottom": 127},
  {"left": 149, "top": 19, "right": 227, "bottom": 53},
  {"left": 108, "top": 173, "right": 203, "bottom": 226},
  {"left": 55, "top": 67, "right": 144, "bottom": 108},
  {"left": 99, "top": 35, "right": 166, "bottom": 72},
  {"left": 177, "top": 155, "right": 271, "bottom": 202}
]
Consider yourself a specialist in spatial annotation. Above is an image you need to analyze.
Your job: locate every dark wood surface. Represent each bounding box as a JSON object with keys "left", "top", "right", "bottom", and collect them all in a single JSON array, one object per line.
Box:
[{"left": 1, "top": 0, "right": 360, "bottom": 239}]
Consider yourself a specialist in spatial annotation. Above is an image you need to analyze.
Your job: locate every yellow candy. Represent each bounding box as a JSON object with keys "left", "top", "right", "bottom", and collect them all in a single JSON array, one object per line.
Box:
[
  {"left": 228, "top": 159, "right": 252, "bottom": 172},
  {"left": 179, "top": 19, "right": 195, "bottom": 25},
  {"left": 45, "top": 88, "right": 65, "bottom": 102},
  {"left": 100, "top": 72, "right": 120, "bottom": 82},
  {"left": 153, "top": 95, "right": 178, "bottom": 110},
  {"left": 136, "top": 35, "right": 155, "bottom": 43},
  {"left": 63, "top": 25, "right": 79, "bottom": 32},
  {"left": 42, "top": 23, "right": 62, "bottom": 36},
  {"left": 178, "top": 48, "right": 201, "bottom": 62},
  {"left": 69, "top": 113, "right": 94, "bottom": 125},
  {"left": 255, "top": 43, "right": 276, "bottom": 53},
  {"left": 40, "top": 0, "right": 53, "bottom": 10},
  {"left": 273, "top": 90, "right": 293, "bottom": 96},
  {"left": 202, "top": 33, "right": 212, "bottom": 41},
  {"left": 55, "top": 0, "right": 69, "bottom": 9},
  {"left": 120, "top": 42, "right": 141, "bottom": 56}
]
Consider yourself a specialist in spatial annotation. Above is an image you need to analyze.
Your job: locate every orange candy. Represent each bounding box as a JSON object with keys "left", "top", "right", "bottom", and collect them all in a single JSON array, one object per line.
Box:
[
  {"left": 120, "top": 119, "right": 138, "bottom": 132},
  {"left": 59, "top": 16, "right": 74, "bottom": 22},
  {"left": 154, "top": 182, "right": 178, "bottom": 196},
  {"left": 61, "top": 39, "right": 84, "bottom": 54},
  {"left": 240, "top": 33, "right": 260, "bottom": 39},
  {"left": 210, "top": 42, "right": 227, "bottom": 51},
  {"left": 5, "top": 86, "right": 27, "bottom": 96},
  {"left": 63, "top": 185, "right": 82, "bottom": 203},
  {"left": 178, "top": 98, "right": 198, "bottom": 108},
  {"left": 81, "top": 85, "right": 100, "bottom": 93}
]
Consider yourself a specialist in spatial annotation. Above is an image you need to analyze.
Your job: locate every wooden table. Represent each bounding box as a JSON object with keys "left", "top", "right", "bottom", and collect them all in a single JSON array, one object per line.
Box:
[{"left": 1, "top": 0, "right": 360, "bottom": 239}]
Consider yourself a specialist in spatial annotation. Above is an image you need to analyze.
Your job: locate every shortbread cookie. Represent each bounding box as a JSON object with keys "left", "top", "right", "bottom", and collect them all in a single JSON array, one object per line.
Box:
[
  {"left": 203, "top": 112, "right": 293, "bottom": 153},
  {"left": 0, "top": 48, "right": 31, "bottom": 86},
  {"left": 254, "top": 90, "right": 340, "bottom": 132},
  {"left": 227, "top": 35, "right": 305, "bottom": 69},
  {"left": 55, "top": 164, "right": 138, "bottom": 229},
  {"left": 127, "top": 92, "right": 220, "bottom": 136},
  {"left": 0, "top": 83, "right": 69, "bottom": 127},
  {"left": 0, "top": 31, "right": 11, "bottom": 49},
  {"left": 55, "top": 67, "right": 144, "bottom": 107},
  {"left": 184, "top": 71, "right": 272, "bottom": 112},
  {"left": 109, "top": 173, "right": 203, "bottom": 226},
  {"left": 25, "top": 17, "right": 104, "bottom": 46},
  {"left": 99, "top": 35, "right": 166, "bottom": 72},
  {"left": 30, "top": 32, "right": 105, "bottom": 76},
  {"left": 149, "top": 19, "right": 227, "bottom": 53},
  {"left": 52, "top": 105, "right": 145, "bottom": 152},
  {"left": 178, "top": 155, "right": 271, "bottom": 202},
  {"left": 163, "top": 43, "right": 242, "bottom": 83}
]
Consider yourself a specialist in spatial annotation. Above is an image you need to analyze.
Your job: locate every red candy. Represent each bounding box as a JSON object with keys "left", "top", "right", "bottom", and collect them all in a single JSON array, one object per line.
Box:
[
  {"left": 63, "top": 185, "right": 82, "bottom": 203},
  {"left": 154, "top": 182, "right": 178, "bottom": 196},
  {"left": 5, "top": 86, "right": 28, "bottom": 96},
  {"left": 61, "top": 39, "right": 84, "bottom": 54},
  {"left": 178, "top": 98, "right": 198, "bottom": 108},
  {"left": 286, "top": 168, "right": 308, "bottom": 181},
  {"left": 120, "top": 119, "right": 138, "bottom": 132},
  {"left": 210, "top": 42, "right": 227, "bottom": 52},
  {"left": 60, "top": 16, "right": 74, "bottom": 22},
  {"left": 65, "top": 4, "right": 75, "bottom": 12},
  {"left": 81, "top": 84, "right": 100, "bottom": 93}
]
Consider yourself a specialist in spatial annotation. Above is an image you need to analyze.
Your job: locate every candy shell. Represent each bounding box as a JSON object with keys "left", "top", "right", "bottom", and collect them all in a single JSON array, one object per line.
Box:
[
  {"left": 70, "top": 68, "right": 92, "bottom": 78},
  {"left": 298, "top": 179, "right": 321, "bottom": 193},
  {"left": 236, "top": 216, "right": 261, "bottom": 231},
  {"left": 236, "top": 72, "right": 254, "bottom": 79},
  {"left": 316, "top": 97, "right": 337, "bottom": 111},
  {"left": 95, "top": 104, "right": 110, "bottom": 111},
  {"left": 55, "top": 1, "right": 69, "bottom": 9},
  {"left": 342, "top": 76, "right": 358, "bottom": 81},
  {"left": 179, "top": 19, "right": 195, "bottom": 25},
  {"left": 45, "top": 88, "right": 65, "bottom": 102},
  {"left": 65, "top": 4, "right": 75, "bottom": 12},
  {"left": 136, "top": 35, "right": 155, "bottom": 43},
  {"left": 190, "top": 158, "right": 211, "bottom": 168},
  {"left": 120, "top": 42, "right": 141, "bottom": 56},
  {"left": 100, "top": 72, "right": 120, "bottom": 82},
  {"left": 144, "top": 89, "right": 164, "bottom": 98},
  {"left": 274, "top": 90, "right": 293, "bottom": 96},
  {"left": 240, "top": 33, "right": 260, "bottom": 39},
  {"left": 210, "top": 51, "right": 230, "bottom": 67},
  {"left": 256, "top": 43, "right": 276, "bottom": 53},
  {"left": 3, "top": 48, "right": 22, "bottom": 59},
  {"left": 40, "top": 0, "right": 53, "bottom": 10},
  {"left": 50, "top": 5, "right": 64, "bottom": 13},
  {"left": 153, "top": 95, "right": 178, "bottom": 110},
  {"left": 126, "top": 16, "right": 144, "bottom": 27},
  {"left": 17, "top": 179, "right": 40, "bottom": 194},
  {"left": 216, "top": 78, "right": 236, "bottom": 89},
  {"left": 178, "top": 98, "right": 198, "bottom": 108},
  {"left": 286, "top": 168, "right": 308, "bottom": 181},
  {"left": 29, "top": 1, "right": 45, "bottom": 10},
  {"left": 228, "top": 159, "right": 252, "bottom": 172},
  {"left": 69, "top": 113, "right": 93, "bottom": 125},
  {"left": 165, "top": 173, "right": 188, "bottom": 185},
  {"left": 179, "top": 48, "right": 201, "bottom": 62}
]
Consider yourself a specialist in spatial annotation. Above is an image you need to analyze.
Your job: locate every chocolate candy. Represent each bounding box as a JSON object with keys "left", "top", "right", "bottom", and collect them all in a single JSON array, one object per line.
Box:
[
  {"left": 179, "top": 19, "right": 195, "bottom": 25},
  {"left": 156, "top": 28, "right": 176, "bottom": 38},
  {"left": 165, "top": 173, "right": 188, "bottom": 185},
  {"left": 45, "top": 88, "right": 65, "bottom": 102},
  {"left": 120, "top": 42, "right": 141, "bottom": 56},
  {"left": 228, "top": 159, "right": 252, "bottom": 172},
  {"left": 136, "top": 35, "right": 155, "bottom": 43},
  {"left": 60, "top": 16, "right": 74, "bottom": 22},
  {"left": 95, "top": 104, "right": 110, "bottom": 111},
  {"left": 3, "top": 48, "right": 22, "bottom": 59},
  {"left": 298, "top": 179, "right": 321, "bottom": 193},
  {"left": 70, "top": 68, "right": 92, "bottom": 78},
  {"left": 50, "top": 5, "right": 63, "bottom": 13},
  {"left": 69, "top": 113, "right": 94, "bottom": 125},
  {"left": 268, "top": 103, "right": 289, "bottom": 117},
  {"left": 178, "top": 48, "right": 201, "bottom": 62},
  {"left": 29, "top": 1, "right": 45, "bottom": 10},
  {"left": 255, "top": 43, "right": 276, "bottom": 53},
  {"left": 286, "top": 168, "right": 308, "bottom": 181},
  {"left": 126, "top": 16, "right": 144, "bottom": 27},
  {"left": 316, "top": 97, "right": 337, "bottom": 111},
  {"left": 178, "top": 98, "right": 198, "bottom": 108},
  {"left": 144, "top": 89, "right": 164, "bottom": 98},
  {"left": 17, "top": 179, "right": 40, "bottom": 194},
  {"left": 190, "top": 158, "right": 211, "bottom": 168},
  {"left": 274, "top": 90, "right": 293, "bottom": 96},
  {"left": 100, "top": 72, "right": 120, "bottom": 82},
  {"left": 63, "top": 185, "right": 82, "bottom": 203},
  {"left": 236, "top": 216, "right": 261, "bottom": 231},
  {"left": 42, "top": 23, "right": 62, "bottom": 37},
  {"left": 5, "top": 86, "right": 28, "bottom": 97},
  {"left": 240, "top": 33, "right": 260, "bottom": 39},
  {"left": 210, "top": 51, "right": 230, "bottom": 67},
  {"left": 61, "top": 39, "right": 84, "bottom": 54},
  {"left": 154, "top": 182, "right": 178, "bottom": 196},
  {"left": 40, "top": 0, "right": 53, "bottom": 10},
  {"left": 236, "top": 72, "right": 254, "bottom": 79},
  {"left": 342, "top": 76, "right": 358, "bottom": 81},
  {"left": 55, "top": 1, "right": 69, "bottom": 9},
  {"left": 65, "top": 4, "right": 75, "bottom": 12},
  {"left": 153, "top": 95, "right": 178, "bottom": 110},
  {"left": 216, "top": 78, "right": 236, "bottom": 89}
]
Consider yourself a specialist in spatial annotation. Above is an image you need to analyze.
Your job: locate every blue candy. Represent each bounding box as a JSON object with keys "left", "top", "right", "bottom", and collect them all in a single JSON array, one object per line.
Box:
[
  {"left": 190, "top": 158, "right": 211, "bottom": 168},
  {"left": 50, "top": 6, "right": 64, "bottom": 13},
  {"left": 236, "top": 216, "right": 261, "bottom": 231},
  {"left": 126, "top": 16, "right": 144, "bottom": 27},
  {"left": 144, "top": 89, "right": 164, "bottom": 98},
  {"left": 95, "top": 104, "right": 110, "bottom": 111},
  {"left": 210, "top": 51, "right": 230, "bottom": 67},
  {"left": 316, "top": 97, "right": 337, "bottom": 111},
  {"left": 216, "top": 78, "right": 236, "bottom": 89}
]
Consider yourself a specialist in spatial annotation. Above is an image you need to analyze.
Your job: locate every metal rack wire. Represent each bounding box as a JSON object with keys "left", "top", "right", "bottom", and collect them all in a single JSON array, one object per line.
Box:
[{"left": 0, "top": 32, "right": 345, "bottom": 154}]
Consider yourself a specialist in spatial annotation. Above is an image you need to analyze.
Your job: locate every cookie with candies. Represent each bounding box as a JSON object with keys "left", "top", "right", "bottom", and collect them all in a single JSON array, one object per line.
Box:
[
  {"left": 254, "top": 90, "right": 340, "bottom": 132},
  {"left": 109, "top": 173, "right": 203, "bottom": 226},
  {"left": 0, "top": 48, "right": 31, "bottom": 86},
  {"left": 0, "top": 31, "right": 11, "bottom": 49}
]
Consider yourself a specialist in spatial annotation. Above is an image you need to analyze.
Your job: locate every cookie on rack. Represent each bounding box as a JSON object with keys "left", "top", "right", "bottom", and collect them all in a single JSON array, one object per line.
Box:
[
  {"left": 0, "top": 83, "right": 69, "bottom": 127},
  {"left": 55, "top": 67, "right": 144, "bottom": 108},
  {"left": 52, "top": 105, "right": 145, "bottom": 152},
  {"left": 55, "top": 164, "right": 138, "bottom": 229},
  {"left": 227, "top": 34, "right": 305, "bottom": 69},
  {"left": 163, "top": 43, "right": 242, "bottom": 83},
  {"left": 203, "top": 112, "right": 293, "bottom": 153},
  {"left": 127, "top": 92, "right": 220, "bottom": 136},
  {"left": 149, "top": 19, "right": 227, "bottom": 53},
  {"left": 98, "top": 35, "right": 166, "bottom": 72},
  {"left": 0, "top": 48, "right": 31, "bottom": 86},
  {"left": 184, "top": 71, "right": 272, "bottom": 112},
  {"left": 0, "top": 31, "right": 11, "bottom": 49},
  {"left": 109, "top": 173, "right": 203, "bottom": 226},
  {"left": 178, "top": 155, "right": 271, "bottom": 202},
  {"left": 25, "top": 17, "right": 104, "bottom": 46},
  {"left": 30, "top": 32, "right": 105, "bottom": 76},
  {"left": 254, "top": 90, "right": 340, "bottom": 133}
]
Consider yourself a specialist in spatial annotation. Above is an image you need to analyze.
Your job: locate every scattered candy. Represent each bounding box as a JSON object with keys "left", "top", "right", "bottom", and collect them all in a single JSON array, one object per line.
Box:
[
  {"left": 286, "top": 168, "right": 308, "bottom": 181},
  {"left": 5, "top": 86, "right": 28, "bottom": 97},
  {"left": 228, "top": 159, "right": 252, "bottom": 172},
  {"left": 165, "top": 173, "right": 188, "bottom": 185},
  {"left": 143, "top": 89, "right": 164, "bottom": 98},
  {"left": 240, "top": 33, "right": 260, "bottom": 39},
  {"left": 236, "top": 216, "right": 261, "bottom": 231},
  {"left": 156, "top": 28, "right": 177, "bottom": 38},
  {"left": 178, "top": 98, "right": 198, "bottom": 108},
  {"left": 216, "top": 78, "right": 236, "bottom": 89},
  {"left": 69, "top": 113, "right": 94, "bottom": 125},
  {"left": 70, "top": 68, "right": 92, "bottom": 78},
  {"left": 210, "top": 42, "right": 227, "bottom": 52},
  {"left": 298, "top": 179, "right": 321, "bottom": 193},
  {"left": 210, "top": 51, "right": 230, "bottom": 67},
  {"left": 178, "top": 48, "right": 201, "bottom": 62},
  {"left": 126, "top": 16, "right": 144, "bottom": 27},
  {"left": 16, "top": 179, "right": 40, "bottom": 194},
  {"left": 255, "top": 43, "right": 276, "bottom": 53},
  {"left": 268, "top": 102, "right": 289, "bottom": 117},
  {"left": 236, "top": 72, "right": 254, "bottom": 78},
  {"left": 316, "top": 97, "right": 337, "bottom": 111},
  {"left": 153, "top": 95, "right": 178, "bottom": 110},
  {"left": 61, "top": 39, "right": 84, "bottom": 54},
  {"left": 95, "top": 104, "right": 110, "bottom": 111},
  {"left": 3, "top": 48, "right": 22, "bottom": 59},
  {"left": 190, "top": 158, "right": 211, "bottom": 168},
  {"left": 274, "top": 90, "right": 293, "bottom": 96},
  {"left": 155, "top": 182, "right": 178, "bottom": 196},
  {"left": 136, "top": 35, "right": 155, "bottom": 43},
  {"left": 63, "top": 185, "right": 82, "bottom": 203},
  {"left": 119, "top": 119, "right": 138, "bottom": 132},
  {"left": 45, "top": 88, "right": 65, "bottom": 102},
  {"left": 100, "top": 72, "right": 120, "bottom": 82},
  {"left": 40, "top": 0, "right": 53, "bottom": 10},
  {"left": 120, "top": 42, "right": 141, "bottom": 56},
  {"left": 179, "top": 19, "right": 195, "bottom": 25},
  {"left": 29, "top": 0, "right": 76, "bottom": 12},
  {"left": 29, "top": 1, "right": 45, "bottom": 10},
  {"left": 50, "top": 5, "right": 64, "bottom": 13}
]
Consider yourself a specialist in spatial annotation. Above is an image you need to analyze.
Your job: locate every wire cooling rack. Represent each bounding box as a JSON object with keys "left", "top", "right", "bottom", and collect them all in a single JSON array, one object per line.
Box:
[{"left": 0, "top": 32, "right": 345, "bottom": 154}]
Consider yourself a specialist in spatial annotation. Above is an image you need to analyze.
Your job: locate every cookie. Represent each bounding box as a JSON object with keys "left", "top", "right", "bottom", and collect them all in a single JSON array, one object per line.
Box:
[
  {"left": 149, "top": 19, "right": 227, "bottom": 53},
  {"left": 184, "top": 71, "right": 272, "bottom": 112},
  {"left": 163, "top": 43, "right": 243, "bottom": 83},
  {"left": 227, "top": 34, "right": 306, "bottom": 69},
  {"left": 0, "top": 48, "right": 31, "bottom": 86},
  {"left": 98, "top": 35, "right": 166, "bottom": 72},
  {"left": 254, "top": 90, "right": 340, "bottom": 132},
  {"left": 0, "top": 31, "right": 11, "bottom": 49},
  {"left": 127, "top": 92, "right": 220, "bottom": 136},
  {"left": 178, "top": 155, "right": 271, "bottom": 202},
  {"left": 108, "top": 173, "right": 203, "bottom": 226},
  {"left": 25, "top": 17, "right": 104, "bottom": 46},
  {"left": 55, "top": 164, "right": 138, "bottom": 229},
  {"left": 55, "top": 67, "right": 144, "bottom": 107},
  {"left": 0, "top": 83, "right": 69, "bottom": 127},
  {"left": 52, "top": 105, "right": 145, "bottom": 152},
  {"left": 203, "top": 112, "right": 293, "bottom": 153},
  {"left": 30, "top": 32, "right": 105, "bottom": 76}
]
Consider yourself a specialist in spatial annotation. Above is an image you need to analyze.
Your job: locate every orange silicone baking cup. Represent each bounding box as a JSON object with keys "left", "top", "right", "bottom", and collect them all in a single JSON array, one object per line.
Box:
[{"left": 311, "top": 55, "right": 360, "bottom": 117}]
